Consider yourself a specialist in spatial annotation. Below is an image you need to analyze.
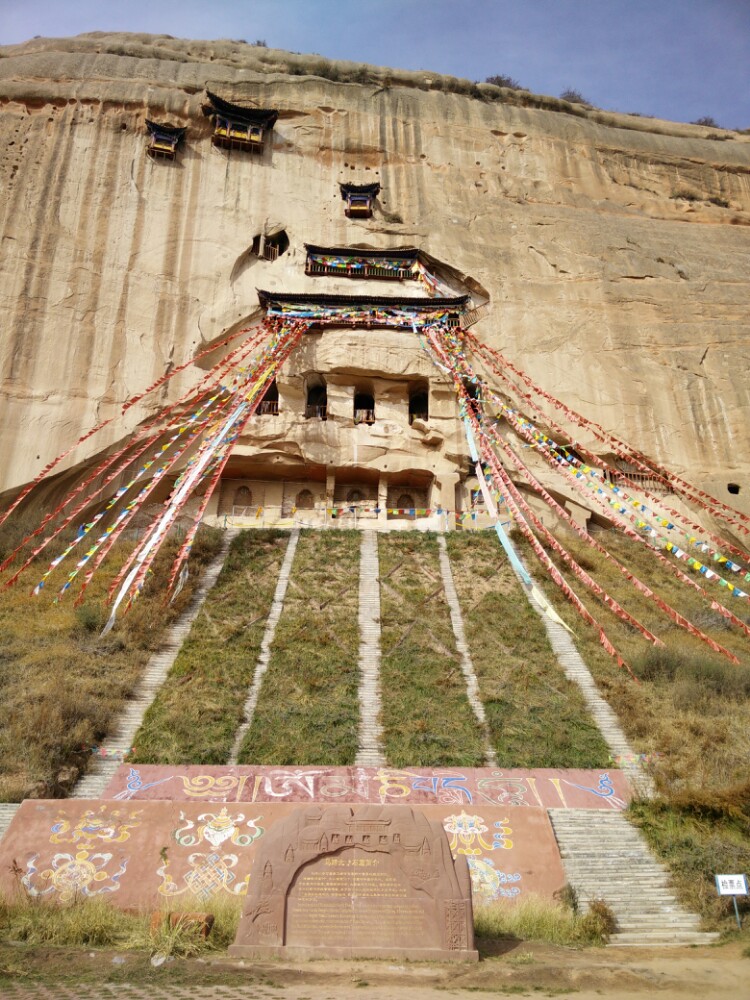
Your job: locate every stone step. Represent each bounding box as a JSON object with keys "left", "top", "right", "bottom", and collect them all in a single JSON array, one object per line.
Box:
[
  {"left": 0, "top": 803, "right": 21, "bottom": 841},
  {"left": 71, "top": 531, "right": 237, "bottom": 798},
  {"left": 609, "top": 931, "right": 720, "bottom": 947},
  {"left": 548, "top": 808, "right": 708, "bottom": 947},
  {"left": 355, "top": 530, "right": 385, "bottom": 767}
]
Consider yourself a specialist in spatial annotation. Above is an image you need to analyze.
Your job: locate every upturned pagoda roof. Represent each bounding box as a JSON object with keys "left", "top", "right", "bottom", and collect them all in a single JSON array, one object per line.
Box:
[
  {"left": 339, "top": 182, "right": 381, "bottom": 198},
  {"left": 305, "top": 245, "right": 419, "bottom": 261},
  {"left": 202, "top": 92, "right": 279, "bottom": 129},
  {"left": 145, "top": 120, "right": 187, "bottom": 140},
  {"left": 258, "top": 290, "right": 467, "bottom": 309}
]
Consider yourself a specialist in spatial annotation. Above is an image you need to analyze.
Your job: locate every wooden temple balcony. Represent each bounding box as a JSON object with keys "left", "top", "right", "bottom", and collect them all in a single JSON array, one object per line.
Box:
[
  {"left": 306, "top": 260, "right": 418, "bottom": 279},
  {"left": 304, "top": 404, "right": 327, "bottom": 420},
  {"left": 145, "top": 120, "right": 186, "bottom": 161},
  {"left": 203, "top": 92, "right": 278, "bottom": 155},
  {"left": 257, "top": 290, "right": 470, "bottom": 331},
  {"left": 212, "top": 118, "right": 266, "bottom": 152},
  {"left": 354, "top": 409, "right": 376, "bottom": 425},
  {"left": 340, "top": 182, "right": 381, "bottom": 219}
]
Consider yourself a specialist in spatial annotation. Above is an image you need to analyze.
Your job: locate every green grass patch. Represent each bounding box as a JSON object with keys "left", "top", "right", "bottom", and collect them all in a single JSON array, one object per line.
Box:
[
  {"left": 0, "top": 523, "right": 223, "bottom": 800},
  {"left": 238, "top": 529, "right": 360, "bottom": 765},
  {"left": 379, "top": 532, "right": 487, "bottom": 767},
  {"left": 132, "top": 530, "right": 288, "bottom": 765},
  {"left": 445, "top": 532, "right": 610, "bottom": 767}
]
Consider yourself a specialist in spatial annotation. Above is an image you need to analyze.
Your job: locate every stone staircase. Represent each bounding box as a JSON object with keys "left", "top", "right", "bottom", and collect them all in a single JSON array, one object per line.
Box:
[
  {"left": 355, "top": 530, "right": 385, "bottom": 767},
  {"left": 73, "top": 530, "right": 238, "bottom": 798},
  {"left": 0, "top": 803, "right": 20, "bottom": 841},
  {"left": 549, "top": 808, "right": 719, "bottom": 947}
]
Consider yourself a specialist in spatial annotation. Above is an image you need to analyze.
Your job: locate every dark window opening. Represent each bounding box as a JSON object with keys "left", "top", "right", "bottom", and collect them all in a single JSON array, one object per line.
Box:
[
  {"left": 296, "top": 489, "right": 315, "bottom": 509},
  {"left": 234, "top": 486, "right": 252, "bottom": 512},
  {"left": 250, "top": 229, "right": 289, "bottom": 262},
  {"left": 354, "top": 392, "right": 375, "bottom": 425},
  {"left": 728, "top": 482, "right": 741, "bottom": 495},
  {"left": 257, "top": 379, "right": 279, "bottom": 415},
  {"left": 462, "top": 379, "right": 480, "bottom": 403},
  {"left": 305, "top": 380, "right": 327, "bottom": 420},
  {"left": 346, "top": 489, "right": 364, "bottom": 504},
  {"left": 409, "top": 389, "right": 429, "bottom": 425}
]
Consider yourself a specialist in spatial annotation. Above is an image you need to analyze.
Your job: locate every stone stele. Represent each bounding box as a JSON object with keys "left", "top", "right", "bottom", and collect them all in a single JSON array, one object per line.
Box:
[{"left": 229, "top": 804, "right": 478, "bottom": 962}]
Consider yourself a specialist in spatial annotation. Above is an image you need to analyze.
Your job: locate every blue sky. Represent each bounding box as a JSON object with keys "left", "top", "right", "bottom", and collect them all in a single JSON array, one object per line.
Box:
[{"left": 2, "top": 0, "right": 748, "bottom": 128}]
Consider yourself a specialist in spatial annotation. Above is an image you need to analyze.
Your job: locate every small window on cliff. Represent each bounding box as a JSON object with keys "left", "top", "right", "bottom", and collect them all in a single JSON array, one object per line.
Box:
[
  {"left": 257, "top": 379, "right": 279, "bottom": 415},
  {"left": 251, "top": 230, "right": 289, "bottom": 261},
  {"left": 409, "top": 387, "right": 429, "bottom": 425},
  {"left": 354, "top": 391, "right": 375, "bottom": 424},
  {"left": 305, "top": 379, "right": 327, "bottom": 419},
  {"left": 296, "top": 489, "right": 315, "bottom": 510},
  {"left": 728, "top": 482, "right": 740, "bottom": 495}
]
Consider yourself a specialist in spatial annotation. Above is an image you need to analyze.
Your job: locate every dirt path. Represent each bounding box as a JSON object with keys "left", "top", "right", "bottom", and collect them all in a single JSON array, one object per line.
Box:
[{"left": 1, "top": 940, "right": 749, "bottom": 999}]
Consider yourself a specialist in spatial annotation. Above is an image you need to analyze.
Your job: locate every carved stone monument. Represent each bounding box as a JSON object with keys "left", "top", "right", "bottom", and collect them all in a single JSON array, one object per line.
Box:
[{"left": 229, "top": 804, "right": 478, "bottom": 961}]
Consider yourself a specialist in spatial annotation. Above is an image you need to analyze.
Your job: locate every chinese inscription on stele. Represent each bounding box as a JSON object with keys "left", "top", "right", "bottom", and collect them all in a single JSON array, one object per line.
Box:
[{"left": 229, "top": 804, "right": 478, "bottom": 961}]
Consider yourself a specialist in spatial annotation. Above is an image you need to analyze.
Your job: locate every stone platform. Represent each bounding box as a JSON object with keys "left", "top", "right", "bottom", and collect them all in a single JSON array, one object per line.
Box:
[{"left": 0, "top": 766, "right": 627, "bottom": 913}]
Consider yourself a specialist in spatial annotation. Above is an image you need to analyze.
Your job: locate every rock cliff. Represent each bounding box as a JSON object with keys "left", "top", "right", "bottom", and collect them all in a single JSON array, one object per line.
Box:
[{"left": 1, "top": 33, "right": 748, "bottom": 518}]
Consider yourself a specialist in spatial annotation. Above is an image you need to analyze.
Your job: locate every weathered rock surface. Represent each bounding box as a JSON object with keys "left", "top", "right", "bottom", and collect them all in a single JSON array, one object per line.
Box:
[{"left": 0, "top": 33, "right": 748, "bottom": 517}]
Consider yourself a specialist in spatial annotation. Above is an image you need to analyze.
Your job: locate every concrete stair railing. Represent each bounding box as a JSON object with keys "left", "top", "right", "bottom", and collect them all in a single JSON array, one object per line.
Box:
[
  {"left": 437, "top": 535, "right": 497, "bottom": 766},
  {"left": 355, "top": 530, "right": 385, "bottom": 767},
  {"left": 548, "top": 808, "right": 719, "bottom": 947}
]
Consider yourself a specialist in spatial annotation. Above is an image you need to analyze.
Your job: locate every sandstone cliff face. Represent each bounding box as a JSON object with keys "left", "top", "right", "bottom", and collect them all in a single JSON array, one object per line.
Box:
[{"left": 0, "top": 33, "right": 749, "bottom": 517}]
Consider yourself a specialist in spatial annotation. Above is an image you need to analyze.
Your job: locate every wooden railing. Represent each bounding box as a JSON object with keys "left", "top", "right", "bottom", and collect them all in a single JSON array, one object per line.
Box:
[
  {"left": 305, "top": 262, "right": 416, "bottom": 280},
  {"left": 354, "top": 410, "right": 376, "bottom": 425},
  {"left": 256, "top": 400, "right": 279, "bottom": 415},
  {"left": 304, "top": 404, "right": 327, "bottom": 420}
]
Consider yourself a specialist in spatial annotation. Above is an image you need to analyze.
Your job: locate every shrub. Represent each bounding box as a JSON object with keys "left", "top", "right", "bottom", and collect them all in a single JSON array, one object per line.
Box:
[
  {"left": 474, "top": 894, "right": 611, "bottom": 945},
  {"left": 485, "top": 74, "right": 523, "bottom": 90},
  {"left": 560, "top": 88, "right": 588, "bottom": 104},
  {"left": 691, "top": 116, "right": 720, "bottom": 128}
]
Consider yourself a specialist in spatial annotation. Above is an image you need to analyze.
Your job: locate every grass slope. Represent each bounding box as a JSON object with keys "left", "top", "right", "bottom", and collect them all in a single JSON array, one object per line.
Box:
[
  {"left": 237, "top": 529, "right": 360, "bottom": 765},
  {"left": 446, "top": 532, "right": 610, "bottom": 767},
  {"left": 379, "top": 532, "right": 487, "bottom": 767},
  {"left": 132, "top": 530, "right": 288, "bottom": 765},
  {"left": 511, "top": 524, "right": 750, "bottom": 927},
  {"left": 513, "top": 527, "right": 750, "bottom": 791},
  {"left": 0, "top": 525, "right": 223, "bottom": 801}
]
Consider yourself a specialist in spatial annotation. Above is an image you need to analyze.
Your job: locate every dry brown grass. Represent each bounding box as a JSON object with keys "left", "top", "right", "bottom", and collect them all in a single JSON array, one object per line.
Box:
[
  {"left": 512, "top": 526, "right": 750, "bottom": 793},
  {"left": 0, "top": 525, "right": 223, "bottom": 800}
]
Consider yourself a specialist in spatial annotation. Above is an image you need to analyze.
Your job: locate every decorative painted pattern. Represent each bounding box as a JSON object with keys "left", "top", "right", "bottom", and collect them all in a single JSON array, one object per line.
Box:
[{"left": 107, "top": 765, "right": 630, "bottom": 810}]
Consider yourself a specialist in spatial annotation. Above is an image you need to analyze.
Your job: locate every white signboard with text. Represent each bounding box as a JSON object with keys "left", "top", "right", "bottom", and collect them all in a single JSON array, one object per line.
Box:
[{"left": 715, "top": 874, "right": 748, "bottom": 896}]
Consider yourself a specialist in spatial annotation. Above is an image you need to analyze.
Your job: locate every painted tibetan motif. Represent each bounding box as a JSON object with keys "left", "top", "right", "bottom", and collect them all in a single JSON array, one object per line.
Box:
[
  {"left": 106, "top": 765, "right": 630, "bottom": 810},
  {"left": 157, "top": 807, "right": 264, "bottom": 903},
  {"left": 21, "top": 806, "right": 142, "bottom": 901},
  {"left": 443, "top": 811, "right": 521, "bottom": 902},
  {"left": 0, "top": 801, "right": 565, "bottom": 912}
]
